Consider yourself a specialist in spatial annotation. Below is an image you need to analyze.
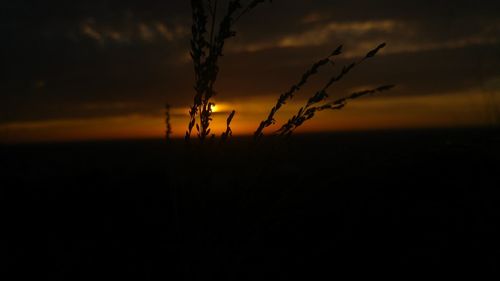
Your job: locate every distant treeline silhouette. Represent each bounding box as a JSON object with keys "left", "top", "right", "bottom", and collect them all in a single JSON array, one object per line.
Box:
[{"left": 175, "top": 0, "right": 393, "bottom": 143}]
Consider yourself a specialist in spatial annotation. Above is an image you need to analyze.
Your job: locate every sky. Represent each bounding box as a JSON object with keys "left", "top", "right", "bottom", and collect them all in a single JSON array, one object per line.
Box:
[{"left": 1, "top": 0, "right": 500, "bottom": 143}]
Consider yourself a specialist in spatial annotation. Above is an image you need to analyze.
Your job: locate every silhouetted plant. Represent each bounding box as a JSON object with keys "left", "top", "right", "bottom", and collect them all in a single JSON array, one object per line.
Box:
[
  {"left": 221, "top": 110, "right": 236, "bottom": 141},
  {"left": 275, "top": 43, "right": 391, "bottom": 137},
  {"left": 185, "top": 1, "right": 392, "bottom": 142},
  {"left": 186, "top": 0, "right": 271, "bottom": 142},
  {"left": 165, "top": 103, "right": 172, "bottom": 141},
  {"left": 277, "top": 85, "right": 395, "bottom": 136},
  {"left": 254, "top": 45, "right": 343, "bottom": 141}
]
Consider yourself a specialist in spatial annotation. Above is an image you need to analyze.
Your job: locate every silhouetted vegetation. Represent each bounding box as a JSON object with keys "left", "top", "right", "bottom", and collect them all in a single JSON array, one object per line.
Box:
[
  {"left": 254, "top": 45, "right": 343, "bottom": 140},
  {"left": 273, "top": 43, "right": 392, "bottom": 137},
  {"left": 277, "top": 84, "right": 395, "bottom": 136},
  {"left": 185, "top": 0, "right": 271, "bottom": 142},
  {"left": 183, "top": 1, "right": 392, "bottom": 143},
  {"left": 165, "top": 103, "right": 172, "bottom": 141},
  {"left": 221, "top": 110, "right": 236, "bottom": 142}
]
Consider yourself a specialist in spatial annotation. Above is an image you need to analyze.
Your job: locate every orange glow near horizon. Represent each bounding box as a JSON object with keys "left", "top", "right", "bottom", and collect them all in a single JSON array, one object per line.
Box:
[{"left": 1, "top": 89, "right": 497, "bottom": 143}]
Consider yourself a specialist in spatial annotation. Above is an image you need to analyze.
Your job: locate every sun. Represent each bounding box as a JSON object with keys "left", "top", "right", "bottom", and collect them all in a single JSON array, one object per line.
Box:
[{"left": 207, "top": 102, "right": 234, "bottom": 114}]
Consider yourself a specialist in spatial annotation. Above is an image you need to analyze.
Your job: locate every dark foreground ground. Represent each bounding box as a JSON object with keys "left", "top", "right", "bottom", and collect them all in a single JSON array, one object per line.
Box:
[{"left": 2, "top": 128, "right": 500, "bottom": 280}]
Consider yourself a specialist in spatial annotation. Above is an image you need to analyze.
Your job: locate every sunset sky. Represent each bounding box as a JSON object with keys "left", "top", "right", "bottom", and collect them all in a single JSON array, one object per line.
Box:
[{"left": 1, "top": 0, "right": 499, "bottom": 143}]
